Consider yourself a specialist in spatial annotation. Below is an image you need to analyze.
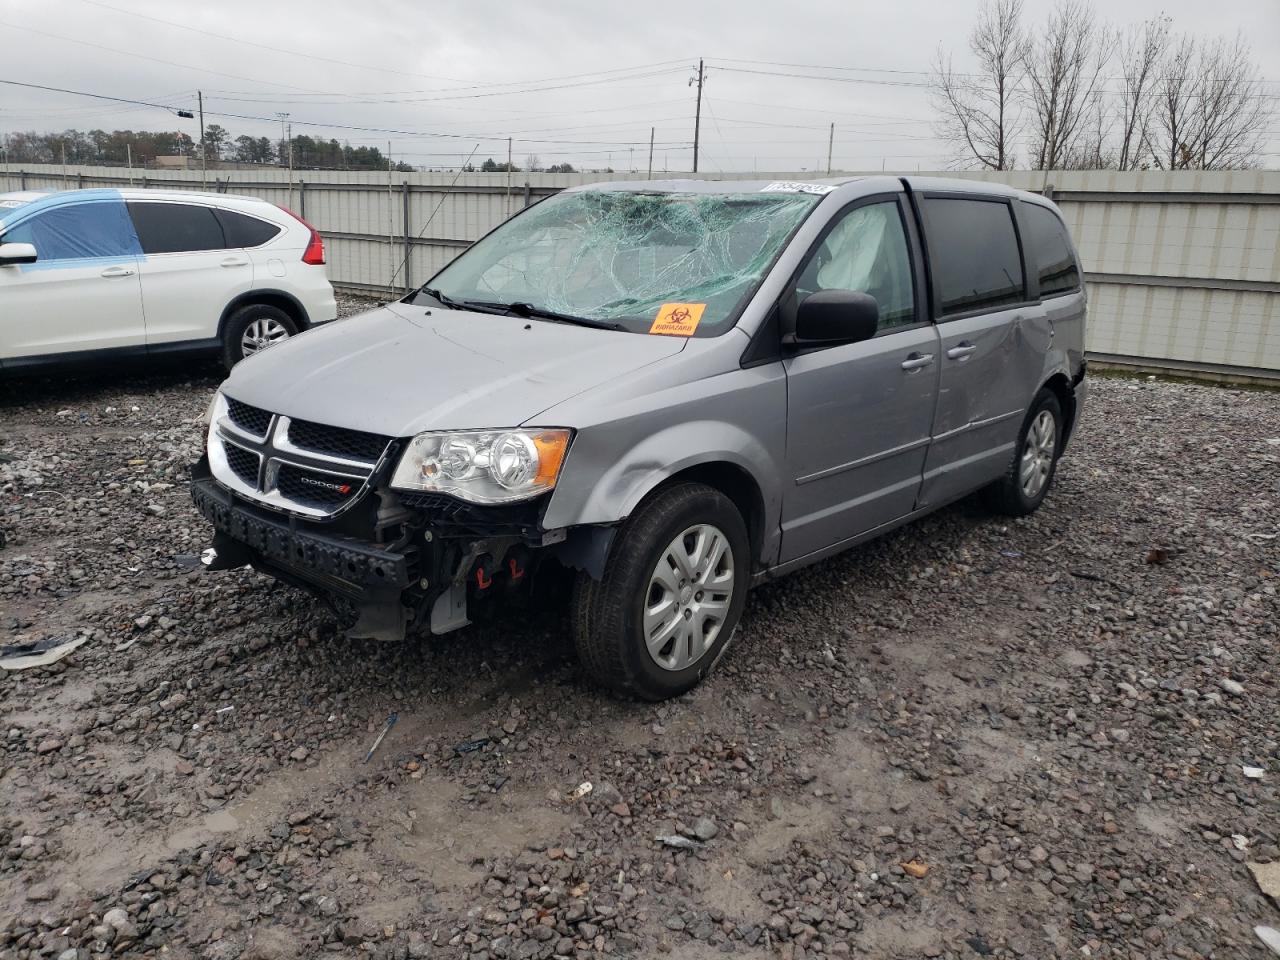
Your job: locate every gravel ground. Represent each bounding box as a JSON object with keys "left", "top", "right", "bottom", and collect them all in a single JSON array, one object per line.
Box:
[{"left": 2, "top": 301, "right": 1278, "bottom": 959}]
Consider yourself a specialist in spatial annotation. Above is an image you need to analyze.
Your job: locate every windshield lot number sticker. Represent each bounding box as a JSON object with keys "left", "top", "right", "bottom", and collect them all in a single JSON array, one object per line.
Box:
[
  {"left": 650, "top": 302, "right": 706, "bottom": 337},
  {"left": 761, "top": 181, "right": 836, "bottom": 195}
]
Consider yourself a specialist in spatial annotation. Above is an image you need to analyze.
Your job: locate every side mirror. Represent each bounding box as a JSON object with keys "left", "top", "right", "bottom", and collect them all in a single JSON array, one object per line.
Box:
[
  {"left": 794, "top": 289, "right": 879, "bottom": 345},
  {"left": 0, "top": 242, "right": 38, "bottom": 266}
]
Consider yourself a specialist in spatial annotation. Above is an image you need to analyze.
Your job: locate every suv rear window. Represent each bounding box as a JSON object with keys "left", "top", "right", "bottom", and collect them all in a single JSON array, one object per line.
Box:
[
  {"left": 127, "top": 202, "right": 225, "bottom": 254},
  {"left": 216, "top": 208, "right": 281, "bottom": 247},
  {"left": 922, "top": 197, "right": 1024, "bottom": 316},
  {"left": 1021, "top": 202, "right": 1080, "bottom": 297}
]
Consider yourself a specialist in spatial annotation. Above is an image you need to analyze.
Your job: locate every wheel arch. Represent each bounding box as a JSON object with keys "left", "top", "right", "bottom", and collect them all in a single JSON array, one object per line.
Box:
[
  {"left": 217, "top": 288, "right": 312, "bottom": 340},
  {"left": 1040, "top": 371, "right": 1078, "bottom": 447},
  {"left": 639, "top": 461, "right": 768, "bottom": 571}
]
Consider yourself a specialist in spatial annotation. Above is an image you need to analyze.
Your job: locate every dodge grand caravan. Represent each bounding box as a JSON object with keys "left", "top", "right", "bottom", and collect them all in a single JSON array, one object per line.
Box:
[{"left": 192, "top": 176, "right": 1087, "bottom": 700}]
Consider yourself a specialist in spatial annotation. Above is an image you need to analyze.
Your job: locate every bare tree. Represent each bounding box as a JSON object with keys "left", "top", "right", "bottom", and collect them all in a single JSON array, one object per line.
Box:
[
  {"left": 1153, "top": 34, "right": 1199, "bottom": 169},
  {"left": 1023, "top": 0, "right": 1115, "bottom": 170},
  {"left": 1152, "top": 33, "right": 1272, "bottom": 169},
  {"left": 931, "top": 0, "right": 1028, "bottom": 170},
  {"left": 1190, "top": 35, "right": 1271, "bottom": 169},
  {"left": 1114, "top": 16, "right": 1170, "bottom": 170}
]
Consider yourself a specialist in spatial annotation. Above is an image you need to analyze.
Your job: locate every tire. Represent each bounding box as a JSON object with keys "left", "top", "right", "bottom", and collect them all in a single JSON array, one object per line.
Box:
[
  {"left": 222, "top": 304, "right": 298, "bottom": 369},
  {"left": 984, "top": 388, "right": 1064, "bottom": 516},
  {"left": 572, "top": 482, "right": 750, "bottom": 701}
]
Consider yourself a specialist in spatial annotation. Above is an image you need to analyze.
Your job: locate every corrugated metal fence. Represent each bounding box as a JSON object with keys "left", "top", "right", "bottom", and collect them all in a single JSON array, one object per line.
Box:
[{"left": 4, "top": 164, "right": 1278, "bottom": 378}]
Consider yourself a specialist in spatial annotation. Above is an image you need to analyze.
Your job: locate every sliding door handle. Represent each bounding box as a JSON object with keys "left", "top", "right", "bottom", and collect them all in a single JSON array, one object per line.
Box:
[{"left": 900, "top": 353, "right": 935, "bottom": 371}]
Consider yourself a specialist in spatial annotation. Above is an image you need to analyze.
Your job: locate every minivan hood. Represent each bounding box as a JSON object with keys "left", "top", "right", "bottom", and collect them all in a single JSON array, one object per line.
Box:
[{"left": 220, "top": 303, "right": 687, "bottom": 436}]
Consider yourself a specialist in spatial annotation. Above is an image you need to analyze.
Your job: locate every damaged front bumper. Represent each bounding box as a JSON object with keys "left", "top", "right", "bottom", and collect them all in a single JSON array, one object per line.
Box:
[{"left": 190, "top": 455, "right": 613, "bottom": 642}]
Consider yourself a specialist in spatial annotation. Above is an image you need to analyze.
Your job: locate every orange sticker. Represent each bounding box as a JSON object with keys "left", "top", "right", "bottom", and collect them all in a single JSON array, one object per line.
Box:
[{"left": 649, "top": 302, "right": 706, "bottom": 337}]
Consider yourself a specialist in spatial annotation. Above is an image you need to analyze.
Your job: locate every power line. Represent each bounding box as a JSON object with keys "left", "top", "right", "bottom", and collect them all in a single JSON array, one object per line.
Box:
[{"left": 0, "top": 79, "right": 692, "bottom": 148}]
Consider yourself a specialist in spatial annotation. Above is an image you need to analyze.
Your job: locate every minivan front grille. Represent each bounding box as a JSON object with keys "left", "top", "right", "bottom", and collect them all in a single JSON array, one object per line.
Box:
[
  {"left": 210, "top": 401, "right": 386, "bottom": 519},
  {"left": 225, "top": 397, "right": 272, "bottom": 437},
  {"left": 286, "top": 419, "right": 391, "bottom": 463}
]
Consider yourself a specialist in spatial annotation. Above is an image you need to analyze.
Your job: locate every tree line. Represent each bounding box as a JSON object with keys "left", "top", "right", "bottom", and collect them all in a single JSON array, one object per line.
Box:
[
  {"left": 932, "top": 0, "right": 1273, "bottom": 170},
  {"left": 0, "top": 126, "right": 412, "bottom": 171}
]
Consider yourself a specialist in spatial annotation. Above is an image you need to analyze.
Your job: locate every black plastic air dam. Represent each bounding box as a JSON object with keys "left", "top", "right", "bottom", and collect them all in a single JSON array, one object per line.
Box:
[{"left": 190, "top": 472, "right": 411, "bottom": 591}]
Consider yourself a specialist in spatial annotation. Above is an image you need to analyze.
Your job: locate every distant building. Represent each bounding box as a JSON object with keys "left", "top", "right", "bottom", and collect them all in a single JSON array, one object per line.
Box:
[{"left": 154, "top": 155, "right": 196, "bottom": 169}]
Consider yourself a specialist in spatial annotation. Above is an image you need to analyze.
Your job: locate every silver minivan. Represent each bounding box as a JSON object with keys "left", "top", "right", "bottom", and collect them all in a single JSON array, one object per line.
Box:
[{"left": 193, "top": 176, "right": 1087, "bottom": 700}]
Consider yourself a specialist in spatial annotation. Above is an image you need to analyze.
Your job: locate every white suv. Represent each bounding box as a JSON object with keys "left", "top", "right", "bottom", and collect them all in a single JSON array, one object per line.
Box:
[{"left": 0, "top": 188, "right": 337, "bottom": 372}]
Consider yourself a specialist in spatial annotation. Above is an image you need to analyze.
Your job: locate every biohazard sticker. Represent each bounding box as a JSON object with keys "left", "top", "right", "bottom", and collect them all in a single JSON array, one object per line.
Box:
[{"left": 650, "top": 302, "right": 705, "bottom": 337}]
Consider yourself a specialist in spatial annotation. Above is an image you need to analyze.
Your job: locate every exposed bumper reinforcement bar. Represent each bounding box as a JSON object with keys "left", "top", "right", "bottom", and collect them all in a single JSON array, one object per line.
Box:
[{"left": 190, "top": 473, "right": 412, "bottom": 595}]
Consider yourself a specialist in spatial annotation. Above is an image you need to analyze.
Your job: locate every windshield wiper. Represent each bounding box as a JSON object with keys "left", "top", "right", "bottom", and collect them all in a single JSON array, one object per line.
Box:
[
  {"left": 468, "top": 300, "right": 625, "bottom": 331},
  {"left": 420, "top": 286, "right": 476, "bottom": 311}
]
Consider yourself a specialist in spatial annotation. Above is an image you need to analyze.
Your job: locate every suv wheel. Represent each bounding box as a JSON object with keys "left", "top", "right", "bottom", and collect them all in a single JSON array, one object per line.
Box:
[
  {"left": 223, "top": 304, "right": 298, "bottom": 368},
  {"left": 985, "top": 388, "right": 1064, "bottom": 516},
  {"left": 572, "top": 482, "right": 749, "bottom": 701}
]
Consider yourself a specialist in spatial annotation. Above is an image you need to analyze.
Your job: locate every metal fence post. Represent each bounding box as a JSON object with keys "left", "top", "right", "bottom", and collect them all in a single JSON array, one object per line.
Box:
[
  {"left": 19, "top": 169, "right": 26, "bottom": 190},
  {"left": 402, "top": 181, "right": 412, "bottom": 293},
  {"left": 298, "top": 180, "right": 306, "bottom": 219},
  {"left": 523, "top": 181, "right": 531, "bottom": 208}
]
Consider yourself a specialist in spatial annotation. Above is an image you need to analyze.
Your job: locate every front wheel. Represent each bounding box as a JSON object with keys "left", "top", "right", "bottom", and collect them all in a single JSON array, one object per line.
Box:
[
  {"left": 985, "top": 388, "right": 1063, "bottom": 516},
  {"left": 572, "top": 482, "right": 750, "bottom": 701}
]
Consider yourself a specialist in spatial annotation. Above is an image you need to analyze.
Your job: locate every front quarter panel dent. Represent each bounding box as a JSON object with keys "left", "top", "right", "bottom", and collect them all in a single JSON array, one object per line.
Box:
[{"left": 544, "top": 419, "right": 782, "bottom": 542}]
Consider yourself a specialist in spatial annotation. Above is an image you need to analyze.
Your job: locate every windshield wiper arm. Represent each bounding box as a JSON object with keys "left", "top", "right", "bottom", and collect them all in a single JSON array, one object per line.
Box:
[
  {"left": 420, "top": 287, "right": 508, "bottom": 316},
  {"left": 472, "top": 300, "right": 625, "bottom": 331}
]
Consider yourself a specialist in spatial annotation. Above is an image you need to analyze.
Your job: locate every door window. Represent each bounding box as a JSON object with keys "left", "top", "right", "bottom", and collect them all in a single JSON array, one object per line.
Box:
[
  {"left": 922, "top": 198, "right": 1024, "bottom": 316},
  {"left": 127, "top": 202, "right": 226, "bottom": 254},
  {"left": 3, "top": 201, "right": 141, "bottom": 261},
  {"left": 1021, "top": 202, "right": 1080, "bottom": 297},
  {"left": 793, "top": 200, "right": 915, "bottom": 329},
  {"left": 215, "top": 208, "right": 281, "bottom": 248}
]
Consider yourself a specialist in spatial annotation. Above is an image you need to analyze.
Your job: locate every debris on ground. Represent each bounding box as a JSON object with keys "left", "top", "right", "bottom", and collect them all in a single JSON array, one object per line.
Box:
[
  {"left": 0, "top": 633, "right": 87, "bottom": 670},
  {"left": 656, "top": 835, "right": 699, "bottom": 850},
  {"left": 363, "top": 711, "right": 398, "bottom": 763},
  {"left": 1249, "top": 862, "right": 1280, "bottom": 904}
]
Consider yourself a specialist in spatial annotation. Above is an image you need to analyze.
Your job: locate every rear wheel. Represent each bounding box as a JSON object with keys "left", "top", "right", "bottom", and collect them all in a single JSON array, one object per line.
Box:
[
  {"left": 572, "top": 482, "right": 749, "bottom": 701},
  {"left": 222, "top": 304, "right": 298, "bottom": 369},
  {"left": 985, "top": 388, "right": 1063, "bottom": 516}
]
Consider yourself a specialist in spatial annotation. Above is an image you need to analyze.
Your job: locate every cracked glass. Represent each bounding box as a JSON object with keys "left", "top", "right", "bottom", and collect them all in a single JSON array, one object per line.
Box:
[{"left": 423, "top": 189, "right": 822, "bottom": 336}]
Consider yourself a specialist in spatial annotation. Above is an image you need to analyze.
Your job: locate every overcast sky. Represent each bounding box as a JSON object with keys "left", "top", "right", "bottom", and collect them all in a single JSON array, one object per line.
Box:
[{"left": 1, "top": 0, "right": 1276, "bottom": 172}]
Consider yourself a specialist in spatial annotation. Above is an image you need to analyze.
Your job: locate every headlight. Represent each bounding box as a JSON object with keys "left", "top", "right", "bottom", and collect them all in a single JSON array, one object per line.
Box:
[{"left": 390, "top": 428, "right": 572, "bottom": 504}]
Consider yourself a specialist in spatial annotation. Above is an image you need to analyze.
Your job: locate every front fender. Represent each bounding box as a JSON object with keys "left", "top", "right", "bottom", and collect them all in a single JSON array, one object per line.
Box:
[{"left": 540, "top": 368, "right": 788, "bottom": 565}]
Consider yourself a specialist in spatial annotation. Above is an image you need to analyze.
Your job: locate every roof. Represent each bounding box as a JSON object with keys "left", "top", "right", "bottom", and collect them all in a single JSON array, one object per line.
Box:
[{"left": 564, "top": 177, "right": 866, "bottom": 195}]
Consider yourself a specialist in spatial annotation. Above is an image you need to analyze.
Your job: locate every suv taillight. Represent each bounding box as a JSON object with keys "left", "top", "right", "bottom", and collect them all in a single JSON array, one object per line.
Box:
[{"left": 276, "top": 205, "right": 326, "bottom": 265}]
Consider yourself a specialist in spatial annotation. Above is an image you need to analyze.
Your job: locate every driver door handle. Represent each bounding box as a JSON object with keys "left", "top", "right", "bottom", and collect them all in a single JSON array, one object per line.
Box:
[
  {"left": 901, "top": 352, "right": 935, "bottom": 371},
  {"left": 100, "top": 266, "right": 135, "bottom": 278},
  {"left": 220, "top": 256, "right": 249, "bottom": 268},
  {"left": 947, "top": 343, "right": 977, "bottom": 360}
]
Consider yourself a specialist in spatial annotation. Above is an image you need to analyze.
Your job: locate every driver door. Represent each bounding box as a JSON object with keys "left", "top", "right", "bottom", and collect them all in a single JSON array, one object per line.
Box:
[{"left": 780, "top": 194, "right": 940, "bottom": 563}]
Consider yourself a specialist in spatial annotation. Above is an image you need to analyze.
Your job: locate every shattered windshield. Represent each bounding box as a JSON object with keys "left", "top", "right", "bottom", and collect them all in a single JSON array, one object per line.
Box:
[{"left": 418, "top": 189, "right": 821, "bottom": 336}]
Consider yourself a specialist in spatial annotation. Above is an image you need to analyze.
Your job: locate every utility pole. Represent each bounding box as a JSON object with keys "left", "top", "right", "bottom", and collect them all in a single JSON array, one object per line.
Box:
[
  {"left": 126, "top": 142, "right": 133, "bottom": 184},
  {"left": 61, "top": 141, "right": 67, "bottom": 184},
  {"left": 287, "top": 121, "right": 294, "bottom": 209},
  {"left": 690, "top": 58, "right": 704, "bottom": 174},
  {"left": 647, "top": 127, "right": 654, "bottom": 180},
  {"left": 826, "top": 123, "right": 834, "bottom": 176},
  {"left": 506, "top": 137, "right": 513, "bottom": 215},
  {"left": 198, "top": 90, "right": 207, "bottom": 188}
]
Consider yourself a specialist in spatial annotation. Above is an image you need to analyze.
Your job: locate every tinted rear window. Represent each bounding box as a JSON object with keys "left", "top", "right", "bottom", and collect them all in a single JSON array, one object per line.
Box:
[
  {"left": 127, "top": 202, "right": 225, "bottom": 254},
  {"left": 922, "top": 197, "right": 1024, "bottom": 316},
  {"left": 1021, "top": 202, "right": 1080, "bottom": 297},
  {"left": 216, "top": 208, "right": 280, "bottom": 247}
]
